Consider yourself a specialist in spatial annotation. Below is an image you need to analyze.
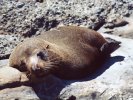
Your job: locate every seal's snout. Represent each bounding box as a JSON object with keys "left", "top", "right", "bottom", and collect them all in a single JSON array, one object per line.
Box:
[
  {"left": 28, "top": 54, "right": 41, "bottom": 73},
  {"left": 31, "top": 65, "right": 42, "bottom": 75},
  {"left": 28, "top": 53, "right": 48, "bottom": 77},
  {"left": 31, "top": 64, "right": 48, "bottom": 77},
  {"left": 31, "top": 65, "right": 41, "bottom": 71}
]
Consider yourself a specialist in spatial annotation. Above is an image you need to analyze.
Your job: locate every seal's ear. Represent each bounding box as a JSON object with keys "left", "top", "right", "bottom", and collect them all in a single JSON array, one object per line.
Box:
[{"left": 46, "top": 45, "right": 50, "bottom": 49}]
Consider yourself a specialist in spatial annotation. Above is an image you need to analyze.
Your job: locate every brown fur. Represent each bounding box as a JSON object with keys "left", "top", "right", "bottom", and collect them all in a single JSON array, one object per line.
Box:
[{"left": 9, "top": 26, "right": 113, "bottom": 80}]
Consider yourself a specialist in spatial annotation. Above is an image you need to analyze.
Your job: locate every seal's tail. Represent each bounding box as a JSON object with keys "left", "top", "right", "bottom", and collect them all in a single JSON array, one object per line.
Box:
[{"left": 100, "top": 37, "right": 121, "bottom": 56}]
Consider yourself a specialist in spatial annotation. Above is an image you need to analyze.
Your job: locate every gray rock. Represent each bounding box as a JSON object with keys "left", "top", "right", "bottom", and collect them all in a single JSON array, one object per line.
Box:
[
  {"left": 0, "top": 59, "right": 8, "bottom": 68},
  {"left": 0, "top": 86, "right": 39, "bottom": 100},
  {"left": 0, "top": 66, "right": 29, "bottom": 89},
  {"left": 99, "top": 17, "right": 133, "bottom": 38},
  {"left": 16, "top": 2, "right": 25, "bottom": 8},
  {"left": 0, "top": 0, "right": 133, "bottom": 38},
  {"left": 0, "top": 34, "right": 23, "bottom": 60}
]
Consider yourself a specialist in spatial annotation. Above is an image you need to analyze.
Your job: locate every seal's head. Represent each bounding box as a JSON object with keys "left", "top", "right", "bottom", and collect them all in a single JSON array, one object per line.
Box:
[
  {"left": 9, "top": 38, "right": 60, "bottom": 79},
  {"left": 25, "top": 48, "right": 51, "bottom": 78}
]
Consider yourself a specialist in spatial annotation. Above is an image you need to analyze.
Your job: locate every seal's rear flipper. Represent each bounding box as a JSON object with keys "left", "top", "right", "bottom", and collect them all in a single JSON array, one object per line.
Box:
[{"left": 100, "top": 37, "right": 121, "bottom": 56}]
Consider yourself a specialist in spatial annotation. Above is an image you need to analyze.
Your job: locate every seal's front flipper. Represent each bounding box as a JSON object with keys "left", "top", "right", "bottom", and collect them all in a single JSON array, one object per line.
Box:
[{"left": 100, "top": 37, "right": 121, "bottom": 56}]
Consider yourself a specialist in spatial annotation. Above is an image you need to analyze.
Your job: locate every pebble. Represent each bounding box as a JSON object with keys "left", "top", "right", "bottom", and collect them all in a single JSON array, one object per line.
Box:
[{"left": 16, "top": 2, "right": 25, "bottom": 8}]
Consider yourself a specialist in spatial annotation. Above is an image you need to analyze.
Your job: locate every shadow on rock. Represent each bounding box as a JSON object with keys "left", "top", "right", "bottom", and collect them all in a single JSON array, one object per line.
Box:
[
  {"left": 31, "top": 75, "right": 66, "bottom": 100},
  {"left": 87, "top": 55, "right": 125, "bottom": 80},
  {"left": 31, "top": 55, "right": 124, "bottom": 100}
]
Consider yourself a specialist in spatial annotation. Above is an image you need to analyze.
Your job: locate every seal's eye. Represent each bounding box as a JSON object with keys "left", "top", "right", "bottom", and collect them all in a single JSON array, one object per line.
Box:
[{"left": 37, "top": 51, "right": 48, "bottom": 61}]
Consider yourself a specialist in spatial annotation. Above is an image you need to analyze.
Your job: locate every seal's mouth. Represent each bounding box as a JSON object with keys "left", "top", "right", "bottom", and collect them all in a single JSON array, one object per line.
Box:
[
  {"left": 26, "top": 68, "right": 48, "bottom": 79},
  {"left": 31, "top": 65, "right": 50, "bottom": 77},
  {"left": 27, "top": 59, "right": 60, "bottom": 79}
]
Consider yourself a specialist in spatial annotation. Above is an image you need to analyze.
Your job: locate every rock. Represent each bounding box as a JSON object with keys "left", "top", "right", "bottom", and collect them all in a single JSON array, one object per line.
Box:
[
  {"left": 99, "top": 17, "right": 133, "bottom": 38},
  {"left": 104, "top": 18, "right": 128, "bottom": 29},
  {"left": 36, "top": 0, "right": 43, "bottom": 3},
  {"left": 0, "top": 86, "right": 39, "bottom": 100},
  {"left": 16, "top": 2, "right": 25, "bottom": 8},
  {"left": 0, "top": 0, "right": 133, "bottom": 38},
  {"left": 0, "top": 66, "right": 29, "bottom": 89},
  {"left": 0, "top": 59, "right": 8, "bottom": 68},
  {"left": 0, "top": 34, "right": 23, "bottom": 60},
  {"left": 1, "top": 0, "right": 133, "bottom": 58}
]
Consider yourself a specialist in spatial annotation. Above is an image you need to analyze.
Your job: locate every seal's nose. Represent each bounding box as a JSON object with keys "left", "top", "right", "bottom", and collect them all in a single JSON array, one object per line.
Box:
[
  {"left": 31, "top": 65, "right": 45, "bottom": 77},
  {"left": 29, "top": 55, "right": 40, "bottom": 72},
  {"left": 31, "top": 65, "right": 42, "bottom": 75},
  {"left": 31, "top": 65, "right": 40, "bottom": 71}
]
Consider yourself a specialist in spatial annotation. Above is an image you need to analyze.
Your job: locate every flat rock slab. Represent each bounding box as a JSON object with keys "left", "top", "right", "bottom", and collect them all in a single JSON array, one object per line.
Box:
[{"left": 0, "top": 86, "right": 39, "bottom": 100}]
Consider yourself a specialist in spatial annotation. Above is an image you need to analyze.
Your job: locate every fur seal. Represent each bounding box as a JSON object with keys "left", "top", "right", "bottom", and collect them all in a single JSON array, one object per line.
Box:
[{"left": 9, "top": 26, "right": 120, "bottom": 80}]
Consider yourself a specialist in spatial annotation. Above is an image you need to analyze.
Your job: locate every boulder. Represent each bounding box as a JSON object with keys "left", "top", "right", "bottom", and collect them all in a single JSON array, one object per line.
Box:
[{"left": 0, "top": 66, "right": 29, "bottom": 89}]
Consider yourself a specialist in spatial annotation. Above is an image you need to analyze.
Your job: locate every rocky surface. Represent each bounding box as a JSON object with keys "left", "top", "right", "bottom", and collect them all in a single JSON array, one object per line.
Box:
[
  {"left": 0, "top": 34, "right": 133, "bottom": 100},
  {"left": 0, "top": 0, "right": 133, "bottom": 59},
  {"left": 99, "top": 17, "right": 133, "bottom": 38},
  {"left": 0, "top": 86, "right": 39, "bottom": 100},
  {"left": 0, "top": 0, "right": 133, "bottom": 36},
  {"left": 0, "top": 0, "right": 133, "bottom": 100},
  {"left": 0, "top": 33, "right": 22, "bottom": 60}
]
